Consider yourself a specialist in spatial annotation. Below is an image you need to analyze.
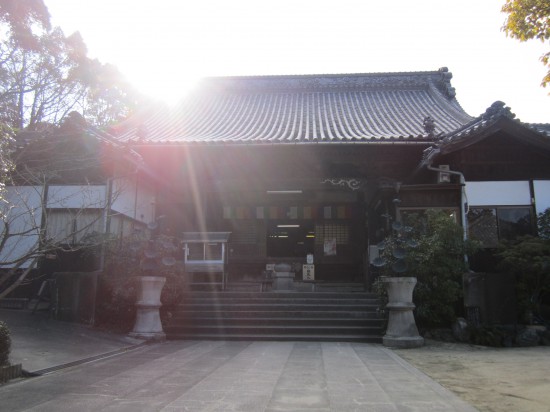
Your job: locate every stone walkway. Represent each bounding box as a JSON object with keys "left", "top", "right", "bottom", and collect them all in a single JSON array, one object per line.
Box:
[{"left": 1, "top": 340, "right": 478, "bottom": 411}]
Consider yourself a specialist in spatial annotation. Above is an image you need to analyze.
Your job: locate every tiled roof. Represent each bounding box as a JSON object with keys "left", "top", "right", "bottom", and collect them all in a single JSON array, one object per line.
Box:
[
  {"left": 528, "top": 123, "right": 550, "bottom": 136},
  {"left": 113, "top": 68, "right": 474, "bottom": 145},
  {"left": 421, "top": 101, "right": 550, "bottom": 166}
]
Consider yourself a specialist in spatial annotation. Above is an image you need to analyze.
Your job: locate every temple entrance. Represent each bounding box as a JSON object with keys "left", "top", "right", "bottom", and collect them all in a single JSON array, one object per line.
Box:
[
  {"left": 217, "top": 196, "right": 366, "bottom": 285},
  {"left": 266, "top": 220, "right": 315, "bottom": 258}
]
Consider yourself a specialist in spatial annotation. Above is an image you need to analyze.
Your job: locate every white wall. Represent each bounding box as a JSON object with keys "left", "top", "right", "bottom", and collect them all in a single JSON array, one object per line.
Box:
[
  {"left": 111, "top": 177, "right": 135, "bottom": 218},
  {"left": 111, "top": 176, "right": 155, "bottom": 224},
  {"left": 46, "top": 185, "right": 106, "bottom": 209},
  {"left": 533, "top": 180, "right": 550, "bottom": 214},
  {"left": 0, "top": 186, "right": 43, "bottom": 268},
  {"left": 46, "top": 209, "right": 104, "bottom": 244},
  {"left": 46, "top": 179, "right": 156, "bottom": 224},
  {"left": 465, "top": 181, "right": 531, "bottom": 206},
  {"left": 0, "top": 177, "right": 157, "bottom": 268}
]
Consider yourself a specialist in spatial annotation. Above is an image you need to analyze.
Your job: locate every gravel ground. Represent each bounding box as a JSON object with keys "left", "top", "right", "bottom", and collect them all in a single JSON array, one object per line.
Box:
[{"left": 393, "top": 340, "right": 550, "bottom": 412}]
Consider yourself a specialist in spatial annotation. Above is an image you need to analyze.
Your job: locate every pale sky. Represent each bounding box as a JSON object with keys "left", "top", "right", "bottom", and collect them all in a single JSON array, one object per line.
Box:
[{"left": 45, "top": 0, "right": 549, "bottom": 123}]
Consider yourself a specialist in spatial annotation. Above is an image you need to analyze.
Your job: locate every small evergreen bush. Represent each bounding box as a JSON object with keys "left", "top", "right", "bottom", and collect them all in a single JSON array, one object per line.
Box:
[
  {"left": 407, "top": 211, "right": 479, "bottom": 327},
  {"left": 497, "top": 235, "right": 550, "bottom": 324},
  {"left": 95, "top": 273, "right": 138, "bottom": 333},
  {"left": 538, "top": 208, "right": 550, "bottom": 240},
  {"left": 0, "top": 321, "right": 11, "bottom": 366},
  {"left": 375, "top": 210, "right": 479, "bottom": 328},
  {"left": 469, "top": 325, "right": 507, "bottom": 347},
  {"left": 95, "top": 230, "right": 186, "bottom": 333}
]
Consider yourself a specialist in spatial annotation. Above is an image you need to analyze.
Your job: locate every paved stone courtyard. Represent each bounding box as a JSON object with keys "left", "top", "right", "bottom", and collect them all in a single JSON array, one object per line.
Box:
[{"left": 1, "top": 340, "right": 477, "bottom": 411}]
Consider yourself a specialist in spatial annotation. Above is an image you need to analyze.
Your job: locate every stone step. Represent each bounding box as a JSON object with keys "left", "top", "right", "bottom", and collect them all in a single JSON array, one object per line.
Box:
[
  {"left": 166, "top": 333, "right": 383, "bottom": 343},
  {"left": 181, "top": 297, "right": 380, "bottom": 305},
  {"left": 166, "top": 325, "right": 383, "bottom": 336},
  {"left": 169, "top": 310, "right": 382, "bottom": 320},
  {"left": 227, "top": 282, "right": 367, "bottom": 293},
  {"left": 172, "top": 304, "right": 379, "bottom": 313},
  {"left": 165, "top": 290, "right": 384, "bottom": 342},
  {"left": 168, "top": 317, "right": 384, "bottom": 327},
  {"left": 184, "top": 291, "right": 378, "bottom": 299}
]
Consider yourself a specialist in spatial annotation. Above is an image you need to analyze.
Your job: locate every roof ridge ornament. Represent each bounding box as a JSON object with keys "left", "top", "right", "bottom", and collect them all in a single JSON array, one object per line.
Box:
[
  {"left": 423, "top": 116, "right": 436, "bottom": 137},
  {"left": 436, "top": 67, "right": 456, "bottom": 98},
  {"left": 482, "top": 101, "right": 516, "bottom": 120}
]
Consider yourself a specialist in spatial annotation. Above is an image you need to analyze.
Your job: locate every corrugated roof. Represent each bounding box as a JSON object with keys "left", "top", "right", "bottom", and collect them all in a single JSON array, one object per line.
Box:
[{"left": 114, "top": 68, "right": 474, "bottom": 144}]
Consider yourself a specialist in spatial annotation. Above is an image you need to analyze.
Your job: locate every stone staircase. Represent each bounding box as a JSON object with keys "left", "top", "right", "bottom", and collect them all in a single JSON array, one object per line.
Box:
[{"left": 164, "top": 291, "right": 384, "bottom": 342}]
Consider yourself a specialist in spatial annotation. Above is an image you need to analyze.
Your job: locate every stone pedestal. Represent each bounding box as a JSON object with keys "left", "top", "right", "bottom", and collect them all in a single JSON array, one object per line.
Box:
[
  {"left": 129, "top": 276, "right": 166, "bottom": 341},
  {"left": 382, "top": 277, "right": 424, "bottom": 348},
  {"left": 273, "top": 263, "right": 295, "bottom": 291}
]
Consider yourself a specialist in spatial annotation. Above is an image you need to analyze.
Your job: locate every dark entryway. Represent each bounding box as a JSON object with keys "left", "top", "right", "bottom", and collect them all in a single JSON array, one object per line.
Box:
[{"left": 266, "top": 220, "right": 315, "bottom": 258}]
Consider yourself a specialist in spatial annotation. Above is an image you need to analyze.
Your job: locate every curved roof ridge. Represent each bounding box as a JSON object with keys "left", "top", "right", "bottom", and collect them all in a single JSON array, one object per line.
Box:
[
  {"left": 198, "top": 67, "right": 460, "bottom": 96},
  {"left": 112, "top": 68, "right": 476, "bottom": 145},
  {"left": 199, "top": 68, "right": 445, "bottom": 82}
]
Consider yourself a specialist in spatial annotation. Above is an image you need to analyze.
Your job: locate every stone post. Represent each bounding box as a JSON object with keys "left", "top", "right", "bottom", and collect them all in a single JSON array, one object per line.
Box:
[
  {"left": 272, "top": 263, "right": 295, "bottom": 291},
  {"left": 129, "top": 276, "right": 166, "bottom": 341},
  {"left": 382, "top": 277, "right": 424, "bottom": 348}
]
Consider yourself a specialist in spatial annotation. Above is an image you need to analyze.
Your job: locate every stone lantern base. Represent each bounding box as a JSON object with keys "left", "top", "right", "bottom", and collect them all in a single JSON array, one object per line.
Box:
[
  {"left": 382, "top": 277, "right": 424, "bottom": 348},
  {"left": 129, "top": 276, "right": 166, "bottom": 341}
]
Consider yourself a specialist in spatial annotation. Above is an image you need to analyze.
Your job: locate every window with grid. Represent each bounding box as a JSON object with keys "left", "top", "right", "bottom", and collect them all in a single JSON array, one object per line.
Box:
[
  {"left": 231, "top": 220, "right": 258, "bottom": 244},
  {"left": 230, "top": 220, "right": 266, "bottom": 257},
  {"left": 314, "top": 223, "right": 349, "bottom": 245},
  {"left": 468, "top": 206, "right": 534, "bottom": 247},
  {"left": 398, "top": 208, "right": 459, "bottom": 234}
]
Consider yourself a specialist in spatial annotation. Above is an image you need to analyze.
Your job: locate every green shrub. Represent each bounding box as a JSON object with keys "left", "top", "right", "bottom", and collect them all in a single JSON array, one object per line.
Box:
[
  {"left": 0, "top": 321, "right": 11, "bottom": 366},
  {"left": 95, "top": 229, "right": 187, "bottom": 332},
  {"left": 538, "top": 208, "right": 550, "bottom": 240},
  {"left": 94, "top": 268, "right": 186, "bottom": 333},
  {"left": 497, "top": 235, "right": 550, "bottom": 323},
  {"left": 376, "top": 210, "right": 479, "bottom": 328},
  {"left": 408, "top": 211, "right": 479, "bottom": 327},
  {"left": 95, "top": 273, "right": 138, "bottom": 333},
  {"left": 160, "top": 270, "right": 187, "bottom": 307},
  {"left": 469, "top": 325, "right": 507, "bottom": 347}
]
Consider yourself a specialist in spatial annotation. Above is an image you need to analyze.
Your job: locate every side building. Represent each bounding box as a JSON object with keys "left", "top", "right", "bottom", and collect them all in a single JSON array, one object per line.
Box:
[{"left": 0, "top": 116, "right": 157, "bottom": 303}]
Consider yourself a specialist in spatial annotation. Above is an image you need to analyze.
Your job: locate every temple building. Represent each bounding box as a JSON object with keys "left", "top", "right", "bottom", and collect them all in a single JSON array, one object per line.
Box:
[
  {"left": 3, "top": 67, "right": 549, "bottom": 339},
  {"left": 109, "top": 67, "right": 550, "bottom": 288}
]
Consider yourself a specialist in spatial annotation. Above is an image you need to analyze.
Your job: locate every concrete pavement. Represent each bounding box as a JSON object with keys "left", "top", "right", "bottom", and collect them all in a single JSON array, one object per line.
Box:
[
  {"left": 1, "top": 308, "right": 145, "bottom": 374},
  {"left": 0, "top": 309, "right": 479, "bottom": 411}
]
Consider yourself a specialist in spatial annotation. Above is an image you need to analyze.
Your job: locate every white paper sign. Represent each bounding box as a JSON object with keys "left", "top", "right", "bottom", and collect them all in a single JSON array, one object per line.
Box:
[
  {"left": 324, "top": 238, "right": 337, "bottom": 256},
  {"left": 303, "top": 264, "right": 315, "bottom": 280}
]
